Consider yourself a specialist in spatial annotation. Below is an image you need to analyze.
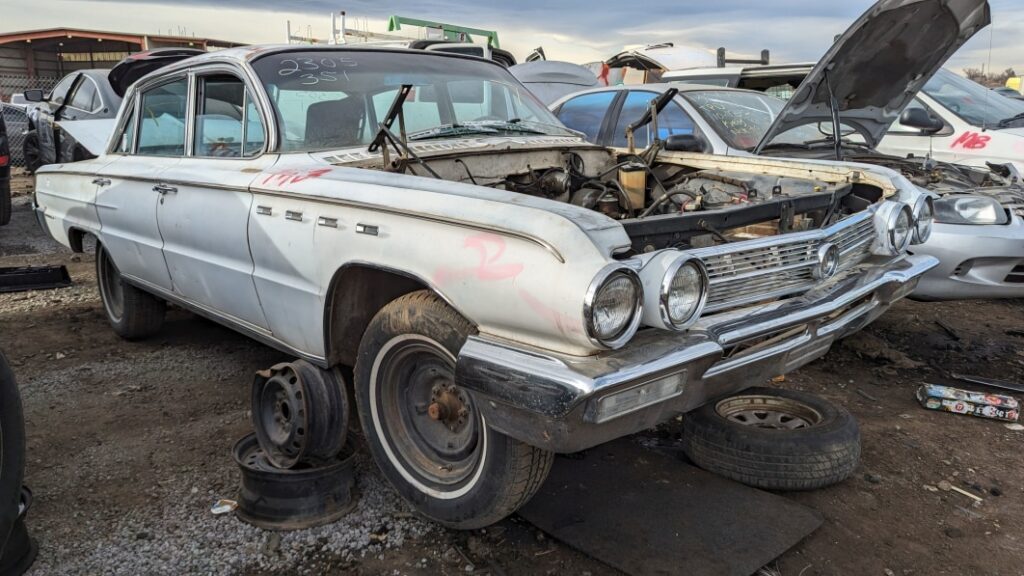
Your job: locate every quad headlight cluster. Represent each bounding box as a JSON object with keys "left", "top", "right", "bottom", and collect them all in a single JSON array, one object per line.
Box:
[
  {"left": 585, "top": 253, "right": 710, "bottom": 349},
  {"left": 874, "top": 196, "right": 934, "bottom": 255}
]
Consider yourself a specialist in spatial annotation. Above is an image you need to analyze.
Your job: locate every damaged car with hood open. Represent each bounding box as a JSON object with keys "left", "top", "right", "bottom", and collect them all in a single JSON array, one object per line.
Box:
[
  {"left": 33, "top": 43, "right": 935, "bottom": 528},
  {"left": 554, "top": 0, "right": 1021, "bottom": 300}
]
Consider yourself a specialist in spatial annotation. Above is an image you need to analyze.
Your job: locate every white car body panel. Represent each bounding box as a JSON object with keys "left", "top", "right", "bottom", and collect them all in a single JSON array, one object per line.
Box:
[{"left": 878, "top": 92, "right": 1024, "bottom": 173}]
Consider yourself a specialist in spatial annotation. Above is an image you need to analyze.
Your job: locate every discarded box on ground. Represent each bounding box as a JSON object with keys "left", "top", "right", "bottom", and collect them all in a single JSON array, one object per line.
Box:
[{"left": 916, "top": 384, "right": 1020, "bottom": 422}]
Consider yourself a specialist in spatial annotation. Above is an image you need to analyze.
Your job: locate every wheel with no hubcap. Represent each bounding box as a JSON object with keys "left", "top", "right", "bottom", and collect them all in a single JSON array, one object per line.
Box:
[
  {"left": 355, "top": 290, "right": 553, "bottom": 529},
  {"left": 251, "top": 360, "right": 349, "bottom": 469},
  {"left": 96, "top": 243, "right": 166, "bottom": 340},
  {"left": 682, "top": 387, "right": 860, "bottom": 490}
]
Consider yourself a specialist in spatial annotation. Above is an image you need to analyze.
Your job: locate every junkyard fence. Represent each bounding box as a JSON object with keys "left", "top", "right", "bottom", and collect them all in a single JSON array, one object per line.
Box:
[{"left": 1, "top": 75, "right": 60, "bottom": 170}]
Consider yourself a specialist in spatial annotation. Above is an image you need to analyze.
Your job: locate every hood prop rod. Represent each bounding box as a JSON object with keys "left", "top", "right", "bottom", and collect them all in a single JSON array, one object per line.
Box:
[{"left": 824, "top": 70, "right": 843, "bottom": 162}]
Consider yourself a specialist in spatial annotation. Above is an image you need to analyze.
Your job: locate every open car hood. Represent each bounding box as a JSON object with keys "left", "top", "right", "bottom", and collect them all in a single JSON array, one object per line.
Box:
[
  {"left": 755, "top": 0, "right": 990, "bottom": 153},
  {"left": 108, "top": 48, "right": 206, "bottom": 97}
]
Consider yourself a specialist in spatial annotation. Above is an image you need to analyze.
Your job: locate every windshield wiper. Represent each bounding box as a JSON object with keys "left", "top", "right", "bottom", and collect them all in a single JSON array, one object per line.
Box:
[
  {"left": 758, "top": 142, "right": 812, "bottom": 151},
  {"left": 802, "top": 137, "right": 872, "bottom": 150},
  {"left": 997, "top": 112, "right": 1024, "bottom": 128},
  {"left": 407, "top": 124, "right": 501, "bottom": 141}
]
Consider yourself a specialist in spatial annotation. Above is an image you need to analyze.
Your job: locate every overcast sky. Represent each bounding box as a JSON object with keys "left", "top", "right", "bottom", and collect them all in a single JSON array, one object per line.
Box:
[{"left": 3, "top": 0, "right": 1022, "bottom": 74}]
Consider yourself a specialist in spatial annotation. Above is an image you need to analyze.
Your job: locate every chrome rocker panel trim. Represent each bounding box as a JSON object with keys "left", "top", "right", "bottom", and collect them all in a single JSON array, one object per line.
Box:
[{"left": 456, "top": 254, "right": 938, "bottom": 453}]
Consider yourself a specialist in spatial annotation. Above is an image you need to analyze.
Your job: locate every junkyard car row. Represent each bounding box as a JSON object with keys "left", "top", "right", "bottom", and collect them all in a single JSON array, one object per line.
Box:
[{"left": 14, "top": 0, "right": 1019, "bottom": 532}]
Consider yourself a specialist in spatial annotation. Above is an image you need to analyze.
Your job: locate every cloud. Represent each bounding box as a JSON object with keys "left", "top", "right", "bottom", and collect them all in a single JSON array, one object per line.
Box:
[{"left": 3, "top": 0, "right": 1021, "bottom": 73}]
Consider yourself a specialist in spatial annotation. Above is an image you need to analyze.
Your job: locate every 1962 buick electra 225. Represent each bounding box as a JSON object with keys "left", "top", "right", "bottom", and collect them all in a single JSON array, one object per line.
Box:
[{"left": 33, "top": 46, "right": 936, "bottom": 527}]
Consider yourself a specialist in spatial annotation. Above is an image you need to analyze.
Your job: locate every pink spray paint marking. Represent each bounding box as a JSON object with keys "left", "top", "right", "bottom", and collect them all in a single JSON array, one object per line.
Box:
[
  {"left": 433, "top": 234, "right": 525, "bottom": 286},
  {"left": 950, "top": 132, "right": 990, "bottom": 150},
  {"left": 260, "top": 168, "right": 332, "bottom": 187}
]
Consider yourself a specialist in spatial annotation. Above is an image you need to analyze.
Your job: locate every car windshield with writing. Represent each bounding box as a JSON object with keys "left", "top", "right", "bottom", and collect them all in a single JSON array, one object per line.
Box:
[
  {"left": 682, "top": 90, "right": 859, "bottom": 151},
  {"left": 922, "top": 68, "right": 1024, "bottom": 129},
  {"left": 250, "top": 50, "right": 575, "bottom": 152}
]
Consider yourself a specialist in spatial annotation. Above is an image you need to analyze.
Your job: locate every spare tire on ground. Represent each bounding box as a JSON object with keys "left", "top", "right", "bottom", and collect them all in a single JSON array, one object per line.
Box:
[
  {"left": 1, "top": 351, "right": 36, "bottom": 574},
  {"left": 682, "top": 387, "right": 860, "bottom": 491}
]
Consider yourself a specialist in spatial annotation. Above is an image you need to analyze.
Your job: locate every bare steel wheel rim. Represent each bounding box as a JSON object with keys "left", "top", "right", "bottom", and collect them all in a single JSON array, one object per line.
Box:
[
  {"left": 256, "top": 366, "right": 307, "bottom": 466},
  {"left": 373, "top": 335, "right": 483, "bottom": 492},
  {"left": 715, "top": 395, "right": 823, "bottom": 430},
  {"left": 97, "top": 248, "right": 124, "bottom": 322}
]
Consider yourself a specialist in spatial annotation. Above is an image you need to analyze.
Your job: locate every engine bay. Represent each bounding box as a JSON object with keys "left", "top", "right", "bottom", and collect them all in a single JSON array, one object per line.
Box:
[{"left": 347, "top": 143, "right": 887, "bottom": 254}]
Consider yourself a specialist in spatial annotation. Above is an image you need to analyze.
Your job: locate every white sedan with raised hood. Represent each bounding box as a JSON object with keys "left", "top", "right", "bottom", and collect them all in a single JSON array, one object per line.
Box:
[
  {"left": 553, "top": 0, "right": 1022, "bottom": 301},
  {"left": 34, "top": 44, "right": 935, "bottom": 528}
]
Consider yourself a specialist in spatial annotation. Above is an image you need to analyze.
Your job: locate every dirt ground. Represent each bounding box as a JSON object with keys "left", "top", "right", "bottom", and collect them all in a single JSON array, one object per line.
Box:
[{"left": 2, "top": 173, "right": 1023, "bottom": 575}]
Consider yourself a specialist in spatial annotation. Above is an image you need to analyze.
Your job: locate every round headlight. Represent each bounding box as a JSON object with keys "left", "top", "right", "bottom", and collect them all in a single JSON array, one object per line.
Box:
[
  {"left": 661, "top": 258, "right": 708, "bottom": 329},
  {"left": 912, "top": 196, "right": 934, "bottom": 244},
  {"left": 585, "top": 267, "right": 642, "bottom": 348},
  {"left": 888, "top": 204, "right": 913, "bottom": 253}
]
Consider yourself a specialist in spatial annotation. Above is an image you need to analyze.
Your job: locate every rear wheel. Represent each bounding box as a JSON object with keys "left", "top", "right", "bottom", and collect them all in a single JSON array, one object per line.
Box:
[
  {"left": 354, "top": 291, "right": 553, "bottom": 529},
  {"left": 96, "top": 243, "right": 166, "bottom": 340},
  {"left": 21, "top": 132, "right": 41, "bottom": 175},
  {"left": 682, "top": 387, "right": 860, "bottom": 490}
]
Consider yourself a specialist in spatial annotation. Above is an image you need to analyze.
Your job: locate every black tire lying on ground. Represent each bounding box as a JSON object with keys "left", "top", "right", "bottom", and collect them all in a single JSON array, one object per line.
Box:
[
  {"left": 682, "top": 387, "right": 860, "bottom": 491},
  {"left": 0, "top": 350, "right": 26, "bottom": 552}
]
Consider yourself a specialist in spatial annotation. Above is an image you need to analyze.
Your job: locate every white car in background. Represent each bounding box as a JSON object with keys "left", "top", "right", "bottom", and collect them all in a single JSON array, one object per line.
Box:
[{"left": 550, "top": 0, "right": 1021, "bottom": 301}]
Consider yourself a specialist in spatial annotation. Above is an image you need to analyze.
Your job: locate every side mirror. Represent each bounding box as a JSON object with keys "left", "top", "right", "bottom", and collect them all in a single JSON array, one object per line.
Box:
[
  {"left": 664, "top": 133, "right": 706, "bottom": 153},
  {"left": 900, "top": 108, "right": 943, "bottom": 134},
  {"left": 22, "top": 89, "right": 44, "bottom": 103}
]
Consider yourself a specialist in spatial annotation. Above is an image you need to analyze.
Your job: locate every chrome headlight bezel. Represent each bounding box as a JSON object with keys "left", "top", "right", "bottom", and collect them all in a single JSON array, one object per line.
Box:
[
  {"left": 659, "top": 256, "right": 709, "bottom": 331},
  {"left": 911, "top": 195, "right": 934, "bottom": 244},
  {"left": 875, "top": 201, "right": 913, "bottom": 255},
  {"left": 889, "top": 203, "right": 913, "bottom": 253},
  {"left": 584, "top": 264, "right": 643, "bottom": 349}
]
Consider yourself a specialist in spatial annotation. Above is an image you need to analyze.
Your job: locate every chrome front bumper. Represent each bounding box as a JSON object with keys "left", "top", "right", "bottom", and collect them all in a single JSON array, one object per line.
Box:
[{"left": 456, "top": 254, "right": 938, "bottom": 453}]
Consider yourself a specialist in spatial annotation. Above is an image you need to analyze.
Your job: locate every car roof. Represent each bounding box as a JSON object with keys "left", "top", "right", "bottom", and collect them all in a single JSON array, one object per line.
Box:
[
  {"left": 663, "top": 62, "right": 815, "bottom": 80},
  {"left": 548, "top": 82, "right": 769, "bottom": 112}
]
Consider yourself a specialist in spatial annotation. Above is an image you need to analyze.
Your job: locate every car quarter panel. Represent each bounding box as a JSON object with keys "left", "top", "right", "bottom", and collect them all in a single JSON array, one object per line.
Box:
[
  {"left": 34, "top": 159, "right": 108, "bottom": 247},
  {"left": 248, "top": 161, "right": 623, "bottom": 358}
]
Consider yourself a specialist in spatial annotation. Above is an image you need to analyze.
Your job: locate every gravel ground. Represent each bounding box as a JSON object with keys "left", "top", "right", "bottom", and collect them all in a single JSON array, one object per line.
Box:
[{"left": 3, "top": 176, "right": 1024, "bottom": 575}]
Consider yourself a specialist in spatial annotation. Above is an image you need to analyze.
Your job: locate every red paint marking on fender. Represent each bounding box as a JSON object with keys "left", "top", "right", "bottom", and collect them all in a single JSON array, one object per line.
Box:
[
  {"left": 433, "top": 234, "right": 525, "bottom": 286},
  {"left": 260, "top": 167, "right": 332, "bottom": 186},
  {"left": 518, "top": 288, "right": 582, "bottom": 337},
  {"left": 950, "top": 132, "right": 990, "bottom": 150}
]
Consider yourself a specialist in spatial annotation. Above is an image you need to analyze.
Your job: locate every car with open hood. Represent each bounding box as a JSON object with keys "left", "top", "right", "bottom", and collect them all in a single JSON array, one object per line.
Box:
[
  {"left": 20, "top": 48, "right": 206, "bottom": 173},
  {"left": 552, "top": 0, "right": 1021, "bottom": 300},
  {"left": 33, "top": 44, "right": 935, "bottom": 528}
]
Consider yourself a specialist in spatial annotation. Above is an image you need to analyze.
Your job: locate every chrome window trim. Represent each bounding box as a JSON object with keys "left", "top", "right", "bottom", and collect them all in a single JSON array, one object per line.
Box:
[
  {"left": 189, "top": 63, "right": 269, "bottom": 160},
  {"left": 132, "top": 73, "right": 192, "bottom": 158}
]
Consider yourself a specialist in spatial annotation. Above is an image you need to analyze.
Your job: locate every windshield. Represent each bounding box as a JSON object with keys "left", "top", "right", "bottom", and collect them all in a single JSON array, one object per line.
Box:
[
  {"left": 682, "top": 90, "right": 844, "bottom": 150},
  {"left": 923, "top": 68, "right": 1024, "bottom": 129},
  {"left": 251, "top": 50, "right": 573, "bottom": 152}
]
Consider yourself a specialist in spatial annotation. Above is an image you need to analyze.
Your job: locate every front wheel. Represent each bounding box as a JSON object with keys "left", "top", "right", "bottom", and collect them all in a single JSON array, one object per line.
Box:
[
  {"left": 354, "top": 291, "right": 553, "bottom": 529},
  {"left": 96, "top": 243, "right": 166, "bottom": 340}
]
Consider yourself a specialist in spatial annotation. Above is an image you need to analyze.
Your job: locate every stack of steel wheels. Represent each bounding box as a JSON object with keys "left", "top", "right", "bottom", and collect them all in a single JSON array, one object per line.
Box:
[
  {"left": 0, "top": 351, "right": 36, "bottom": 574},
  {"left": 235, "top": 360, "right": 357, "bottom": 530}
]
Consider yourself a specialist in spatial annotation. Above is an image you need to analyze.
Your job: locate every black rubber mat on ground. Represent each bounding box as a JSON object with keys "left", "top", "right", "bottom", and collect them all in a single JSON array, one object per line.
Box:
[
  {"left": 0, "top": 266, "right": 71, "bottom": 293},
  {"left": 518, "top": 439, "right": 822, "bottom": 576}
]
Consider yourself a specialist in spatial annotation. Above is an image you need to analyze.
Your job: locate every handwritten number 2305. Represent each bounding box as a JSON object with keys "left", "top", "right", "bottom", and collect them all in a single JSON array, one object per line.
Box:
[{"left": 278, "top": 58, "right": 356, "bottom": 85}]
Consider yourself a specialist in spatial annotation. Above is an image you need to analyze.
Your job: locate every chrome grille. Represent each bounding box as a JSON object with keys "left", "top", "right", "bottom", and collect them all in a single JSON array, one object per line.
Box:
[{"left": 694, "top": 213, "right": 876, "bottom": 313}]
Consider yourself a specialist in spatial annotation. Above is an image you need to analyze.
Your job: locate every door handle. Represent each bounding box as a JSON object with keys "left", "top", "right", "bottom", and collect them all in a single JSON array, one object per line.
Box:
[
  {"left": 153, "top": 184, "right": 178, "bottom": 195},
  {"left": 92, "top": 178, "right": 111, "bottom": 186}
]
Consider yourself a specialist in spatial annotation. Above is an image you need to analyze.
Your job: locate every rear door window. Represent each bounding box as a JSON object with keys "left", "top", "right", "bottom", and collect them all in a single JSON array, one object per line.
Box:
[{"left": 137, "top": 78, "right": 188, "bottom": 156}]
